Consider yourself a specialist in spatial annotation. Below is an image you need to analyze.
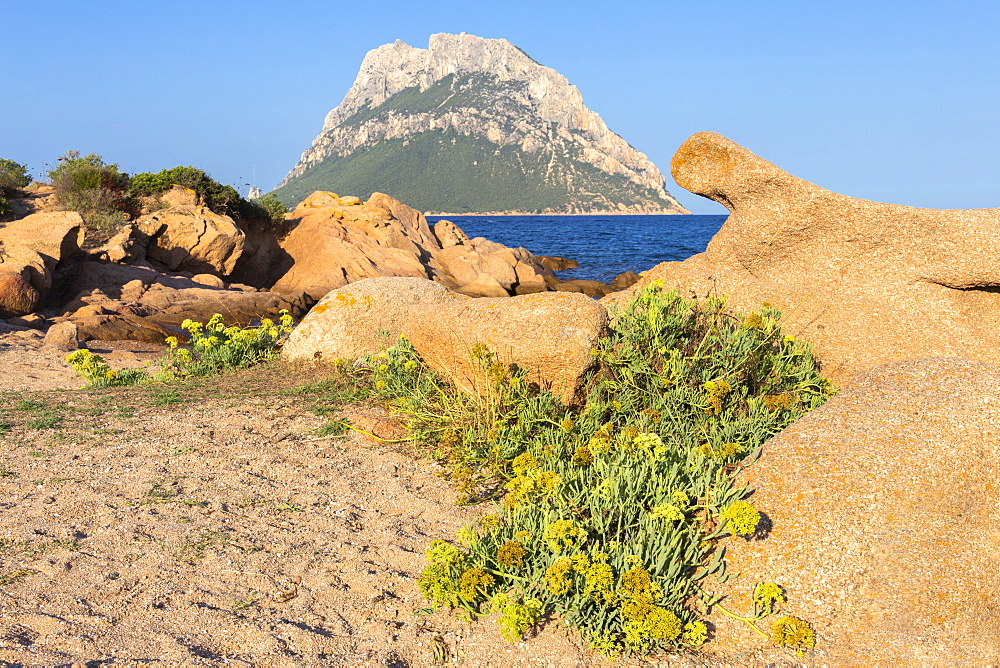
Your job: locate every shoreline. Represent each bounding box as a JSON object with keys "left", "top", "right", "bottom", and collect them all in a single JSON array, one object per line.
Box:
[{"left": 425, "top": 210, "right": 691, "bottom": 217}]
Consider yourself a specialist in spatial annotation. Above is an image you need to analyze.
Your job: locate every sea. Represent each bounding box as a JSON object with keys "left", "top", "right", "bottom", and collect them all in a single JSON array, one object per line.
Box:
[{"left": 425, "top": 215, "right": 728, "bottom": 283}]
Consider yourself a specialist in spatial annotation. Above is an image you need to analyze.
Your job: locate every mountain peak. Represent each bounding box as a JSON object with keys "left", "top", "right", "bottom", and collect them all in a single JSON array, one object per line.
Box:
[{"left": 275, "top": 33, "right": 688, "bottom": 215}]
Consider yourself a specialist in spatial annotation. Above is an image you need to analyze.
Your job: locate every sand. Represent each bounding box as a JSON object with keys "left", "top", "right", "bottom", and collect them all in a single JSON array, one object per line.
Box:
[{"left": 0, "top": 339, "right": 615, "bottom": 666}]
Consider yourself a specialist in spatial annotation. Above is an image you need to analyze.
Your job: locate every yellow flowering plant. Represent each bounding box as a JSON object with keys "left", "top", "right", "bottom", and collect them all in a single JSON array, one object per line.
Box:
[
  {"left": 336, "top": 284, "right": 831, "bottom": 656},
  {"left": 160, "top": 311, "right": 294, "bottom": 379}
]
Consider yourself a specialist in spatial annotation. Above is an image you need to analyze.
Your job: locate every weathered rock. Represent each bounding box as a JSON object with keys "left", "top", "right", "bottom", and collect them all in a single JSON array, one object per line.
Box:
[
  {"left": 0, "top": 211, "right": 84, "bottom": 307},
  {"left": 0, "top": 211, "right": 85, "bottom": 267},
  {"left": 0, "top": 273, "right": 40, "bottom": 317},
  {"left": 271, "top": 192, "right": 552, "bottom": 300},
  {"left": 706, "top": 358, "right": 1000, "bottom": 663},
  {"left": 158, "top": 185, "right": 200, "bottom": 208},
  {"left": 0, "top": 245, "right": 50, "bottom": 295},
  {"left": 72, "top": 315, "right": 176, "bottom": 344},
  {"left": 5, "top": 313, "right": 44, "bottom": 330},
  {"left": 95, "top": 224, "right": 149, "bottom": 264},
  {"left": 271, "top": 192, "right": 431, "bottom": 299},
  {"left": 435, "top": 238, "right": 549, "bottom": 296},
  {"left": 42, "top": 321, "right": 80, "bottom": 351},
  {"left": 191, "top": 273, "right": 225, "bottom": 288},
  {"left": 431, "top": 219, "right": 470, "bottom": 248},
  {"left": 550, "top": 278, "right": 613, "bottom": 298},
  {"left": 136, "top": 284, "right": 306, "bottom": 330},
  {"left": 536, "top": 255, "right": 579, "bottom": 271},
  {"left": 282, "top": 277, "right": 466, "bottom": 362},
  {"left": 608, "top": 270, "right": 641, "bottom": 291},
  {"left": 137, "top": 205, "right": 245, "bottom": 276},
  {"left": 512, "top": 261, "right": 547, "bottom": 295},
  {"left": 57, "top": 260, "right": 307, "bottom": 340},
  {"left": 452, "top": 272, "right": 510, "bottom": 298},
  {"left": 406, "top": 292, "right": 608, "bottom": 404},
  {"left": 607, "top": 131, "right": 1000, "bottom": 385}
]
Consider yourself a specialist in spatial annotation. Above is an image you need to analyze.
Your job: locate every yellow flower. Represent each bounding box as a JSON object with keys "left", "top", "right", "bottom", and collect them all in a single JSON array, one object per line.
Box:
[
  {"left": 683, "top": 620, "right": 708, "bottom": 647},
  {"left": 425, "top": 540, "right": 463, "bottom": 566},
  {"left": 651, "top": 503, "right": 684, "bottom": 521},
  {"left": 456, "top": 526, "right": 477, "bottom": 547},
  {"left": 478, "top": 514, "right": 501, "bottom": 533},
  {"left": 543, "top": 519, "right": 586, "bottom": 551},
  {"left": 164, "top": 336, "right": 179, "bottom": 348},
  {"left": 497, "top": 540, "right": 526, "bottom": 569},
  {"left": 772, "top": 615, "right": 816, "bottom": 656},
  {"left": 458, "top": 567, "right": 494, "bottom": 602},
  {"left": 511, "top": 453, "right": 539, "bottom": 476},
  {"left": 633, "top": 432, "right": 666, "bottom": 459},
  {"left": 571, "top": 444, "right": 593, "bottom": 467},
  {"left": 545, "top": 556, "right": 573, "bottom": 595},
  {"left": 720, "top": 500, "right": 761, "bottom": 536},
  {"left": 754, "top": 582, "right": 785, "bottom": 612}
]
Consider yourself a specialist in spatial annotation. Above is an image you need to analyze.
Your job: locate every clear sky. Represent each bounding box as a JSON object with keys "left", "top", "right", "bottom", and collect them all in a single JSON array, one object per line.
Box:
[{"left": 2, "top": 0, "right": 997, "bottom": 214}]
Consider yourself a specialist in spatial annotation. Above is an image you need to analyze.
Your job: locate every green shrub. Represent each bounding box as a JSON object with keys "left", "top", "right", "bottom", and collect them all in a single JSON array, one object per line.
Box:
[
  {"left": 336, "top": 283, "right": 831, "bottom": 657},
  {"left": 48, "top": 151, "right": 130, "bottom": 230},
  {"left": 0, "top": 158, "right": 31, "bottom": 193},
  {"left": 0, "top": 158, "right": 31, "bottom": 217},
  {"left": 251, "top": 193, "right": 288, "bottom": 226},
  {"left": 128, "top": 165, "right": 270, "bottom": 223}
]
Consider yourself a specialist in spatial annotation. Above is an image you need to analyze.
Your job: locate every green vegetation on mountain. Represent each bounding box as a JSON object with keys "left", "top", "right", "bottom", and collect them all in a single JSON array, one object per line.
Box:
[{"left": 273, "top": 129, "right": 677, "bottom": 213}]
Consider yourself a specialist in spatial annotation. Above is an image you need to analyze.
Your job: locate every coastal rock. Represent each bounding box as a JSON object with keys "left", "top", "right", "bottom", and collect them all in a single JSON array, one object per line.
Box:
[
  {"left": 0, "top": 273, "right": 40, "bottom": 317},
  {"left": 158, "top": 185, "right": 201, "bottom": 208},
  {"left": 606, "top": 131, "right": 1000, "bottom": 385},
  {"left": 0, "top": 245, "right": 51, "bottom": 295},
  {"left": 536, "top": 255, "right": 579, "bottom": 271},
  {"left": 282, "top": 277, "right": 466, "bottom": 362},
  {"left": 0, "top": 211, "right": 85, "bottom": 267},
  {"left": 58, "top": 260, "right": 306, "bottom": 340},
  {"left": 271, "top": 192, "right": 430, "bottom": 299},
  {"left": 42, "top": 321, "right": 80, "bottom": 352},
  {"left": 706, "top": 358, "right": 1000, "bottom": 663},
  {"left": 191, "top": 273, "right": 225, "bottom": 288},
  {"left": 95, "top": 224, "right": 150, "bottom": 264},
  {"left": 137, "top": 205, "right": 245, "bottom": 276},
  {"left": 72, "top": 314, "right": 176, "bottom": 344},
  {"left": 550, "top": 278, "right": 614, "bottom": 298},
  {"left": 136, "top": 284, "right": 306, "bottom": 330},
  {"left": 271, "top": 191, "right": 551, "bottom": 299},
  {"left": 431, "top": 219, "right": 470, "bottom": 247},
  {"left": 406, "top": 292, "right": 608, "bottom": 404}
]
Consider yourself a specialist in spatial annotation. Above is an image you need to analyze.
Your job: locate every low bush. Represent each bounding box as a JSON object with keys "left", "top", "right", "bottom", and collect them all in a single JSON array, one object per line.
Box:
[
  {"left": 251, "top": 193, "right": 288, "bottom": 226},
  {"left": 0, "top": 158, "right": 31, "bottom": 193},
  {"left": 317, "top": 282, "right": 831, "bottom": 658},
  {"left": 0, "top": 157, "right": 31, "bottom": 216},
  {"left": 48, "top": 151, "right": 130, "bottom": 230},
  {"left": 129, "top": 165, "right": 284, "bottom": 225}
]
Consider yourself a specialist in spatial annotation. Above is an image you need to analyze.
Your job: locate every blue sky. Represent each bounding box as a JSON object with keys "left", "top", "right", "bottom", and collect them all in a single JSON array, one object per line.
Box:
[{"left": 2, "top": 0, "right": 997, "bottom": 214}]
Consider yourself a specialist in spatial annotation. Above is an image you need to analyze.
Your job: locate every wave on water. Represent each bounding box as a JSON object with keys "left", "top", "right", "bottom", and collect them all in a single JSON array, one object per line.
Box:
[{"left": 426, "top": 215, "right": 727, "bottom": 283}]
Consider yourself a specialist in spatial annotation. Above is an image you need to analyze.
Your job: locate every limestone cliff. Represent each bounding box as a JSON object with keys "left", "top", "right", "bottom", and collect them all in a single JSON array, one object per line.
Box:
[{"left": 274, "top": 33, "right": 688, "bottom": 215}]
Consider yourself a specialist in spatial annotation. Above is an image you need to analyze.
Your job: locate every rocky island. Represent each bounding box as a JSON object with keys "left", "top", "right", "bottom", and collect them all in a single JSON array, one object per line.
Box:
[{"left": 273, "top": 32, "right": 689, "bottom": 216}]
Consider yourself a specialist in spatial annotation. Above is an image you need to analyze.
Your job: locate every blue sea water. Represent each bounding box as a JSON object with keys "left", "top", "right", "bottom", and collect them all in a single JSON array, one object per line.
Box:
[{"left": 426, "top": 215, "right": 728, "bottom": 283}]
